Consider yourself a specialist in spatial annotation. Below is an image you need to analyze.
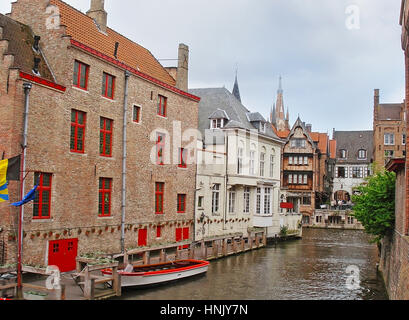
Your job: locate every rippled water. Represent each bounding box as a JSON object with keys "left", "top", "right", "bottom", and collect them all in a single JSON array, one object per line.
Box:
[{"left": 119, "top": 228, "right": 389, "bottom": 300}]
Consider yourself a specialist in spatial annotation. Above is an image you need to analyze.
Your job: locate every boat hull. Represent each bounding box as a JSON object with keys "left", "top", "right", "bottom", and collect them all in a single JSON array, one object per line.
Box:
[{"left": 102, "top": 260, "right": 209, "bottom": 288}]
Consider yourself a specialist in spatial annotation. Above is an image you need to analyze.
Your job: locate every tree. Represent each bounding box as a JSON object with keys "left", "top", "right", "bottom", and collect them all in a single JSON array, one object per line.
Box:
[{"left": 351, "top": 170, "right": 396, "bottom": 243}]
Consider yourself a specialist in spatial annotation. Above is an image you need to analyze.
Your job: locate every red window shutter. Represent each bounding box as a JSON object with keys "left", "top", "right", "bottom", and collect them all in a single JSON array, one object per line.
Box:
[
  {"left": 182, "top": 227, "right": 190, "bottom": 249},
  {"left": 175, "top": 228, "right": 182, "bottom": 242}
]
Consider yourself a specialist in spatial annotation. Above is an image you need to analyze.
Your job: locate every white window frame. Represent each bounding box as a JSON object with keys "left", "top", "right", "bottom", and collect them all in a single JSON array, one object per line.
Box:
[
  {"left": 270, "top": 154, "right": 275, "bottom": 178},
  {"left": 237, "top": 148, "right": 243, "bottom": 174},
  {"left": 212, "top": 184, "right": 220, "bottom": 214},
  {"left": 259, "top": 153, "right": 265, "bottom": 177},
  {"left": 228, "top": 188, "right": 236, "bottom": 213},
  {"left": 244, "top": 187, "right": 250, "bottom": 214},
  {"left": 384, "top": 133, "right": 395, "bottom": 146},
  {"left": 250, "top": 151, "right": 256, "bottom": 175}
]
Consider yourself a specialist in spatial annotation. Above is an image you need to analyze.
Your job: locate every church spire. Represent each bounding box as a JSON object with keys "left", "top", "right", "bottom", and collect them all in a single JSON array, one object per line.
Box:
[{"left": 232, "top": 69, "right": 241, "bottom": 102}]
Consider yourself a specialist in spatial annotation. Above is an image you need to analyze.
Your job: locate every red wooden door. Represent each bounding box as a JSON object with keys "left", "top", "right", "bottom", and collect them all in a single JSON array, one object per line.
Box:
[
  {"left": 48, "top": 239, "right": 78, "bottom": 273},
  {"left": 138, "top": 229, "right": 147, "bottom": 247}
]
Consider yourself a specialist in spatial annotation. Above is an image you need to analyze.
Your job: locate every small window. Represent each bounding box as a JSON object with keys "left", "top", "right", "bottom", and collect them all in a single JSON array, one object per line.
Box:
[
  {"left": 133, "top": 106, "right": 141, "bottom": 123},
  {"left": 158, "top": 95, "right": 167, "bottom": 117},
  {"left": 155, "top": 182, "right": 165, "bottom": 215},
  {"left": 100, "top": 117, "right": 113, "bottom": 157},
  {"left": 156, "top": 226, "right": 162, "bottom": 239},
  {"left": 98, "top": 178, "right": 112, "bottom": 217},
  {"left": 73, "top": 60, "right": 89, "bottom": 90},
  {"left": 358, "top": 149, "right": 367, "bottom": 160},
  {"left": 340, "top": 149, "right": 347, "bottom": 159},
  {"left": 384, "top": 133, "right": 395, "bottom": 146},
  {"left": 177, "top": 194, "right": 186, "bottom": 213},
  {"left": 33, "top": 172, "right": 52, "bottom": 220},
  {"left": 156, "top": 133, "right": 166, "bottom": 165},
  {"left": 102, "top": 72, "right": 115, "bottom": 99},
  {"left": 244, "top": 187, "right": 250, "bottom": 213},
  {"left": 179, "top": 148, "right": 187, "bottom": 168},
  {"left": 403, "top": 134, "right": 406, "bottom": 146},
  {"left": 70, "top": 110, "right": 86, "bottom": 153},
  {"left": 211, "top": 119, "right": 224, "bottom": 129},
  {"left": 198, "top": 196, "right": 204, "bottom": 208},
  {"left": 338, "top": 167, "right": 346, "bottom": 178}
]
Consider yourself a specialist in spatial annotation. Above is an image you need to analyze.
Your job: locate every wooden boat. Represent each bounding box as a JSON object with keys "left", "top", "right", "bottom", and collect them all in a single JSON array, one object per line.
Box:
[{"left": 101, "top": 259, "right": 210, "bottom": 288}]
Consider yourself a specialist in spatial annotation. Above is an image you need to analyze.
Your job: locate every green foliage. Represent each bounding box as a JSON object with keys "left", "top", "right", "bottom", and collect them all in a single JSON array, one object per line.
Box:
[
  {"left": 280, "top": 226, "right": 288, "bottom": 237},
  {"left": 351, "top": 170, "right": 396, "bottom": 243}
]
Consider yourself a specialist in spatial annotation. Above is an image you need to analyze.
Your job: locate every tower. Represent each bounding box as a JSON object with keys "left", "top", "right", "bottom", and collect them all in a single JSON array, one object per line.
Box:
[
  {"left": 273, "top": 76, "right": 289, "bottom": 131},
  {"left": 232, "top": 71, "right": 241, "bottom": 102}
]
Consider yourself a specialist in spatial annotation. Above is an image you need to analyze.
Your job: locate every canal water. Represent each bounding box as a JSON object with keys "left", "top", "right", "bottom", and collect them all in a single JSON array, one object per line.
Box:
[{"left": 119, "top": 228, "right": 389, "bottom": 300}]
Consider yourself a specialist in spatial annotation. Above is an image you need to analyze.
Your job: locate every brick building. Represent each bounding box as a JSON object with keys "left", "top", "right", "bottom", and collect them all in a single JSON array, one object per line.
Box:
[
  {"left": 378, "top": 0, "right": 409, "bottom": 300},
  {"left": 373, "top": 89, "right": 406, "bottom": 170},
  {"left": 278, "top": 118, "right": 333, "bottom": 225},
  {"left": 0, "top": 0, "right": 199, "bottom": 272}
]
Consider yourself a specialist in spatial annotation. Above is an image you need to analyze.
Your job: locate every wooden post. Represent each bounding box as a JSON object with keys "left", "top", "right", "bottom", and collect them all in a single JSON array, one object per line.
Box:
[
  {"left": 212, "top": 240, "right": 217, "bottom": 258},
  {"left": 201, "top": 241, "right": 205, "bottom": 259},
  {"left": 160, "top": 249, "right": 165, "bottom": 262},
  {"left": 123, "top": 251, "right": 129, "bottom": 266},
  {"left": 112, "top": 266, "right": 121, "bottom": 297},
  {"left": 255, "top": 235, "right": 260, "bottom": 247},
  {"left": 232, "top": 238, "right": 237, "bottom": 254},
  {"left": 59, "top": 284, "right": 66, "bottom": 301},
  {"left": 241, "top": 237, "right": 245, "bottom": 252},
  {"left": 83, "top": 267, "right": 95, "bottom": 300},
  {"left": 263, "top": 233, "right": 267, "bottom": 246},
  {"left": 222, "top": 239, "right": 227, "bottom": 256},
  {"left": 249, "top": 236, "right": 253, "bottom": 249},
  {"left": 189, "top": 243, "right": 194, "bottom": 259},
  {"left": 143, "top": 251, "right": 150, "bottom": 265}
]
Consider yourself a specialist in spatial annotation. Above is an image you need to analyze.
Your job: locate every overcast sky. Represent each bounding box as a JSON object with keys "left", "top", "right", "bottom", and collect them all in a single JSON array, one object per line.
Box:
[{"left": 0, "top": 0, "right": 404, "bottom": 134}]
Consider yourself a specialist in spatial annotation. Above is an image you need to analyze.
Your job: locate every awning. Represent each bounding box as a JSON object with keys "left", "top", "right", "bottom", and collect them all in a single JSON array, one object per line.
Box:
[{"left": 280, "top": 202, "right": 294, "bottom": 209}]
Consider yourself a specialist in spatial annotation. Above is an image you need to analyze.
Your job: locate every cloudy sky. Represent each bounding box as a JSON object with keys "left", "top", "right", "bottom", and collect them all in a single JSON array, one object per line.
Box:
[{"left": 0, "top": 0, "right": 404, "bottom": 134}]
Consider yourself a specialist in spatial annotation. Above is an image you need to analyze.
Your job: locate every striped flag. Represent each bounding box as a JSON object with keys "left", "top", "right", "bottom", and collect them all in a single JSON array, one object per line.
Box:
[{"left": 0, "top": 155, "right": 21, "bottom": 203}]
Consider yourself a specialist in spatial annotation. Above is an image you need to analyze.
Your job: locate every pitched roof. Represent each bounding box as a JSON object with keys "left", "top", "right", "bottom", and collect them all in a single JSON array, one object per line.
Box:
[
  {"left": 209, "top": 109, "right": 229, "bottom": 120},
  {"left": 50, "top": 0, "right": 176, "bottom": 86},
  {"left": 333, "top": 130, "right": 374, "bottom": 163},
  {"left": 378, "top": 103, "right": 404, "bottom": 121},
  {"left": 189, "top": 87, "right": 281, "bottom": 142},
  {"left": 0, "top": 13, "right": 53, "bottom": 81},
  {"left": 247, "top": 112, "right": 266, "bottom": 123}
]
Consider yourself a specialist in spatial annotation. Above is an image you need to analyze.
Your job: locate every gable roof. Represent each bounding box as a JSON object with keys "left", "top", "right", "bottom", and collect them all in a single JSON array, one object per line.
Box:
[
  {"left": 333, "top": 130, "right": 374, "bottom": 163},
  {"left": 189, "top": 87, "right": 281, "bottom": 142},
  {"left": 50, "top": 0, "right": 176, "bottom": 86},
  {"left": 0, "top": 13, "right": 53, "bottom": 81}
]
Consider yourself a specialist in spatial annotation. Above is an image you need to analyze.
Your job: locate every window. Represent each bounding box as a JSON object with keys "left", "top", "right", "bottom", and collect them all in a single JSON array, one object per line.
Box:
[
  {"left": 294, "top": 156, "right": 298, "bottom": 165},
  {"left": 177, "top": 194, "right": 186, "bottom": 213},
  {"left": 156, "top": 133, "right": 165, "bottom": 165},
  {"left": 385, "top": 150, "right": 394, "bottom": 158},
  {"left": 293, "top": 174, "right": 298, "bottom": 184},
  {"left": 290, "top": 139, "right": 306, "bottom": 148},
  {"left": 340, "top": 149, "right": 347, "bottom": 159},
  {"left": 237, "top": 148, "right": 243, "bottom": 174},
  {"left": 250, "top": 151, "right": 256, "bottom": 175},
  {"left": 179, "top": 148, "right": 187, "bottom": 168},
  {"left": 256, "top": 188, "right": 272, "bottom": 215},
  {"left": 244, "top": 187, "right": 250, "bottom": 213},
  {"left": 138, "top": 229, "right": 147, "bottom": 247},
  {"left": 337, "top": 167, "right": 346, "bottom": 178},
  {"left": 288, "top": 174, "right": 293, "bottom": 184},
  {"left": 211, "top": 119, "right": 224, "bottom": 129},
  {"left": 270, "top": 154, "right": 275, "bottom": 178},
  {"left": 156, "top": 226, "right": 162, "bottom": 239},
  {"left": 403, "top": 134, "right": 406, "bottom": 146},
  {"left": 256, "top": 188, "right": 261, "bottom": 214},
  {"left": 212, "top": 184, "right": 220, "bottom": 214},
  {"left": 384, "top": 133, "right": 395, "bottom": 146},
  {"left": 102, "top": 72, "right": 115, "bottom": 99},
  {"left": 260, "top": 123, "right": 266, "bottom": 133},
  {"left": 73, "top": 60, "right": 89, "bottom": 90},
  {"left": 302, "top": 196, "right": 311, "bottom": 205},
  {"left": 100, "top": 118, "right": 113, "bottom": 157},
  {"left": 198, "top": 196, "right": 204, "bottom": 208},
  {"left": 259, "top": 153, "right": 265, "bottom": 176},
  {"left": 157, "top": 95, "right": 167, "bottom": 117},
  {"left": 33, "top": 173, "right": 52, "bottom": 219},
  {"left": 352, "top": 167, "right": 362, "bottom": 179},
  {"left": 70, "top": 110, "right": 86, "bottom": 153},
  {"left": 304, "top": 157, "right": 308, "bottom": 165},
  {"left": 264, "top": 188, "right": 271, "bottom": 215},
  {"left": 304, "top": 174, "right": 308, "bottom": 185},
  {"left": 228, "top": 187, "right": 236, "bottom": 213},
  {"left": 98, "top": 178, "right": 112, "bottom": 217},
  {"left": 133, "top": 106, "right": 141, "bottom": 123},
  {"left": 176, "top": 227, "right": 190, "bottom": 249},
  {"left": 358, "top": 149, "right": 367, "bottom": 160},
  {"left": 289, "top": 156, "right": 293, "bottom": 165},
  {"left": 155, "top": 182, "right": 164, "bottom": 215}
]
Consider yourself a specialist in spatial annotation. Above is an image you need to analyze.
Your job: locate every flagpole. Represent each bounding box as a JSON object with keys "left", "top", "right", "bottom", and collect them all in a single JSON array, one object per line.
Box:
[{"left": 17, "top": 82, "right": 32, "bottom": 299}]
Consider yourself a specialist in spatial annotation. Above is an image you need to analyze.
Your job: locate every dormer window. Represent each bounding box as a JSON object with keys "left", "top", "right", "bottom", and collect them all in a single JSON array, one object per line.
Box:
[
  {"left": 290, "top": 139, "right": 306, "bottom": 148},
  {"left": 340, "top": 149, "right": 347, "bottom": 159},
  {"left": 211, "top": 119, "right": 224, "bottom": 129},
  {"left": 260, "top": 123, "right": 266, "bottom": 133},
  {"left": 358, "top": 149, "right": 367, "bottom": 160}
]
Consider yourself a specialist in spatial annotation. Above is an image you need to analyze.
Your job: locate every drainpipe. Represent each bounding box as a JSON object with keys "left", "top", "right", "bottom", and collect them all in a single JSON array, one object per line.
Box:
[
  {"left": 223, "top": 130, "right": 228, "bottom": 231},
  {"left": 17, "top": 82, "right": 32, "bottom": 298},
  {"left": 120, "top": 71, "right": 130, "bottom": 253}
]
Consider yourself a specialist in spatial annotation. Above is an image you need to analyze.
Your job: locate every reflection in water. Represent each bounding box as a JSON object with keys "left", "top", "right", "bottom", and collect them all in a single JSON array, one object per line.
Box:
[{"left": 119, "top": 228, "right": 388, "bottom": 300}]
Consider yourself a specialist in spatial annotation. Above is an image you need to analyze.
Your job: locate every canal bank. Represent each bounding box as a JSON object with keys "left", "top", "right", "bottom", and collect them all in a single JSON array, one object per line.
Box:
[{"left": 117, "top": 228, "right": 388, "bottom": 300}]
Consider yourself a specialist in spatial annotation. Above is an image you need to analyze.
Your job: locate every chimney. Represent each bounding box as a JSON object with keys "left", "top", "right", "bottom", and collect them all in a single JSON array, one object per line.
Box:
[
  {"left": 306, "top": 124, "right": 312, "bottom": 133},
  {"left": 87, "top": 0, "right": 107, "bottom": 33},
  {"left": 374, "top": 89, "right": 380, "bottom": 121},
  {"left": 176, "top": 43, "right": 189, "bottom": 92}
]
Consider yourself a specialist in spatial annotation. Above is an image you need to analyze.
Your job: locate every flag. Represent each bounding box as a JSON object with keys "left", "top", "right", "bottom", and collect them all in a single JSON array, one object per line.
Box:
[
  {"left": 11, "top": 185, "right": 38, "bottom": 207},
  {"left": 0, "top": 155, "right": 21, "bottom": 203}
]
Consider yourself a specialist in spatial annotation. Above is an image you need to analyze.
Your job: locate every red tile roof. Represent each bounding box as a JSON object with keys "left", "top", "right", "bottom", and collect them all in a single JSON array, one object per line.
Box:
[{"left": 51, "top": 0, "right": 176, "bottom": 86}]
